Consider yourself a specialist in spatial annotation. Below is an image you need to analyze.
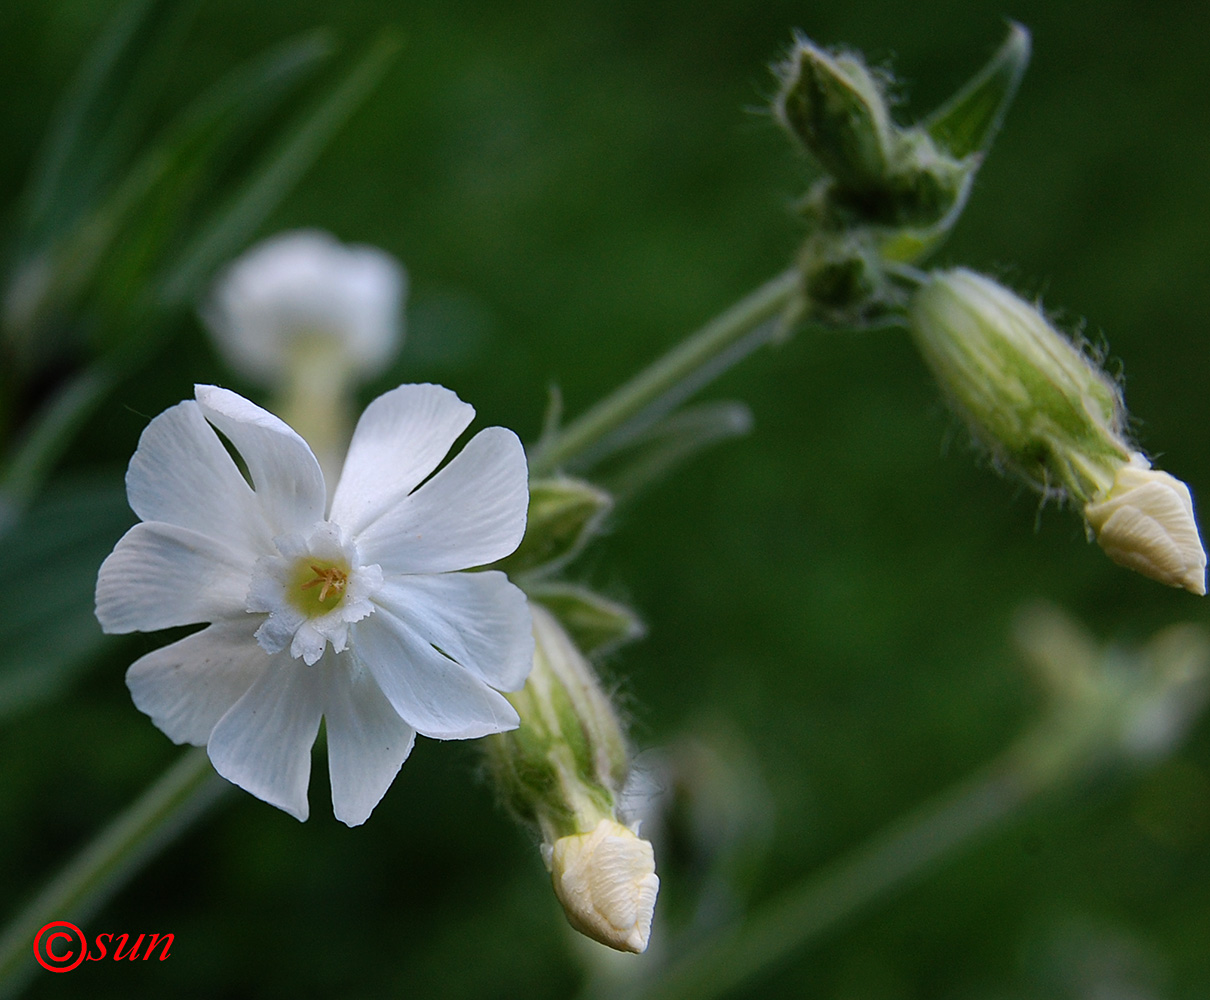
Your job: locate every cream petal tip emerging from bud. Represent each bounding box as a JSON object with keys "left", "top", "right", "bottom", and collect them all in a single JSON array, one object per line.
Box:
[
  {"left": 1085, "top": 455, "right": 1207, "bottom": 595},
  {"left": 548, "top": 819, "right": 659, "bottom": 954}
]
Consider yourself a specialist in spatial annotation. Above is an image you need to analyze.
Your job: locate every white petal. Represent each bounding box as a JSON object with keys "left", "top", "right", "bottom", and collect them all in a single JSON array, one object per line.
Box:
[
  {"left": 126, "top": 620, "right": 269, "bottom": 745},
  {"left": 206, "top": 653, "right": 325, "bottom": 821},
  {"left": 96, "top": 522, "right": 251, "bottom": 633},
  {"left": 194, "top": 385, "right": 326, "bottom": 535},
  {"left": 356, "top": 427, "right": 528, "bottom": 574},
  {"left": 375, "top": 572, "right": 533, "bottom": 692},
  {"left": 125, "top": 399, "right": 270, "bottom": 553},
  {"left": 323, "top": 656, "right": 416, "bottom": 827},
  {"left": 328, "top": 384, "right": 474, "bottom": 535},
  {"left": 350, "top": 607, "right": 519, "bottom": 739}
]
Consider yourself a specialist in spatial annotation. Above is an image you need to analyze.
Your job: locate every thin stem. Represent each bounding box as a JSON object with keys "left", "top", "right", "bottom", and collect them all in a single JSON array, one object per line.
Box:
[
  {"left": 529, "top": 268, "right": 800, "bottom": 477},
  {"left": 609, "top": 738, "right": 1066, "bottom": 1000},
  {"left": 0, "top": 748, "right": 229, "bottom": 997}
]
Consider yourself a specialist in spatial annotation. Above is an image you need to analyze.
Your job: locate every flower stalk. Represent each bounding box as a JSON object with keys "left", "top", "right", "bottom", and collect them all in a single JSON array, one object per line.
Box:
[{"left": 529, "top": 268, "right": 801, "bottom": 477}]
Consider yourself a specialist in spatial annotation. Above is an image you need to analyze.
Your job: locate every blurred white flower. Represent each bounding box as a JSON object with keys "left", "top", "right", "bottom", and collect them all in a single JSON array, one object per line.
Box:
[
  {"left": 96, "top": 383, "right": 532, "bottom": 826},
  {"left": 202, "top": 229, "right": 405, "bottom": 384}
]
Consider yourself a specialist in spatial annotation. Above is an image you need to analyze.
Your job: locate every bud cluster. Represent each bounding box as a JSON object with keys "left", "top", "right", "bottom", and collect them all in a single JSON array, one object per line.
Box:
[{"left": 771, "top": 26, "right": 1030, "bottom": 325}]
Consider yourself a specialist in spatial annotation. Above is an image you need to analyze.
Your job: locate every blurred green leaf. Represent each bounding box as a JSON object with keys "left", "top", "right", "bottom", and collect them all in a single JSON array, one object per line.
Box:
[
  {"left": 0, "top": 366, "right": 116, "bottom": 525},
  {"left": 0, "top": 476, "right": 133, "bottom": 721},
  {"left": 9, "top": 30, "right": 333, "bottom": 359},
  {"left": 19, "top": 0, "right": 198, "bottom": 252}
]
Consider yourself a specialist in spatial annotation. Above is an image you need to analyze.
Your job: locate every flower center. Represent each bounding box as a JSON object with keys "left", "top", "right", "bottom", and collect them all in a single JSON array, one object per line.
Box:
[{"left": 288, "top": 557, "right": 351, "bottom": 618}]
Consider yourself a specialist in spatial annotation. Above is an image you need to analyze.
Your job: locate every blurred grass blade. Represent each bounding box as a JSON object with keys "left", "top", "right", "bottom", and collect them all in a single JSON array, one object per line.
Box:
[
  {"left": 0, "top": 476, "right": 134, "bottom": 720},
  {"left": 22, "top": 0, "right": 156, "bottom": 242},
  {"left": 10, "top": 31, "right": 333, "bottom": 356},
  {"left": 0, "top": 366, "right": 117, "bottom": 528},
  {"left": 596, "top": 400, "right": 754, "bottom": 503},
  {"left": 21, "top": 0, "right": 200, "bottom": 250},
  {"left": 85, "top": 30, "right": 335, "bottom": 347},
  {"left": 924, "top": 22, "right": 1031, "bottom": 160},
  {"left": 158, "top": 30, "right": 402, "bottom": 307}
]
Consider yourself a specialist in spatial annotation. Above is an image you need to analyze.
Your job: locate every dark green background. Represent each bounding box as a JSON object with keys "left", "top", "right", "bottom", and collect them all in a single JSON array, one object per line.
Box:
[{"left": 3, "top": 1, "right": 1210, "bottom": 997}]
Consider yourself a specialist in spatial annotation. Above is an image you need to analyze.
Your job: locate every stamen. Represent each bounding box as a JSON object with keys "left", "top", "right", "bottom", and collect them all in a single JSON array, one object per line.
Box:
[{"left": 301, "top": 564, "right": 348, "bottom": 603}]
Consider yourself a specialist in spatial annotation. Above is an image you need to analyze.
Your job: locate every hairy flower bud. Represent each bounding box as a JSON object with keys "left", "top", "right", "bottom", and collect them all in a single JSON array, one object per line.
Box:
[
  {"left": 485, "top": 604, "right": 659, "bottom": 952},
  {"left": 773, "top": 37, "right": 894, "bottom": 192},
  {"left": 910, "top": 269, "right": 1206, "bottom": 591},
  {"left": 1084, "top": 454, "right": 1206, "bottom": 595},
  {"left": 910, "top": 268, "right": 1130, "bottom": 503}
]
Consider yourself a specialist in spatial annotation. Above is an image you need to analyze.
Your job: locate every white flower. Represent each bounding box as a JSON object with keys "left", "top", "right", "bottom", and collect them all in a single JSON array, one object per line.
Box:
[
  {"left": 547, "top": 819, "right": 659, "bottom": 954},
  {"left": 202, "top": 230, "right": 405, "bottom": 383},
  {"left": 95, "top": 383, "right": 533, "bottom": 826},
  {"left": 1084, "top": 452, "right": 1207, "bottom": 595}
]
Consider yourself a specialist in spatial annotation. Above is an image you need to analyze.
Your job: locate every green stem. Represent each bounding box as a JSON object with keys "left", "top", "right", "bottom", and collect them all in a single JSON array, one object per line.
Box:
[
  {"left": 0, "top": 748, "right": 229, "bottom": 997},
  {"left": 529, "top": 268, "right": 800, "bottom": 477},
  {"left": 609, "top": 736, "right": 1069, "bottom": 1000}
]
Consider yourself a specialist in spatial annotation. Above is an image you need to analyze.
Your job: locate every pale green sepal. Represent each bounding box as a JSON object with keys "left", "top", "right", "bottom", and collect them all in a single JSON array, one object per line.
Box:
[
  {"left": 924, "top": 22, "right": 1031, "bottom": 161},
  {"left": 496, "top": 477, "right": 612, "bottom": 577},
  {"left": 526, "top": 582, "right": 645, "bottom": 658},
  {"left": 485, "top": 604, "right": 630, "bottom": 839}
]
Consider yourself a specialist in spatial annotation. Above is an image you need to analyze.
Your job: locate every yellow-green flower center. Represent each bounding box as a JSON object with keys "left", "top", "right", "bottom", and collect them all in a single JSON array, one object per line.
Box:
[{"left": 288, "top": 558, "right": 351, "bottom": 617}]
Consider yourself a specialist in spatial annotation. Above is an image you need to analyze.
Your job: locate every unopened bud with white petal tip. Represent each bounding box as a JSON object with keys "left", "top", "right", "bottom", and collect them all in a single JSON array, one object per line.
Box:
[
  {"left": 547, "top": 819, "right": 658, "bottom": 954},
  {"left": 909, "top": 268, "right": 1206, "bottom": 591},
  {"left": 486, "top": 603, "right": 659, "bottom": 953},
  {"left": 1084, "top": 453, "right": 1206, "bottom": 595}
]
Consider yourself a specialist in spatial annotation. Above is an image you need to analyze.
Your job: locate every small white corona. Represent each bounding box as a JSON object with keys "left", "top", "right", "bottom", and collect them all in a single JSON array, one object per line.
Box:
[
  {"left": 1084, "top": 453, "right": 1207, "bottom": 595},
  {"left": 202, "top": 229, "right": 405, "bottom": 384},
  {"left": 547, "top": 819, "right": 659, "bottom": 954}
]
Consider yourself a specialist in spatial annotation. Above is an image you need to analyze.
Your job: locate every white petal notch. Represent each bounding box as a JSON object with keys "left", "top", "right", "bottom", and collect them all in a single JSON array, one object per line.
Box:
[{"left": 96, "top": 382, "right": 532, "bottom": 825}]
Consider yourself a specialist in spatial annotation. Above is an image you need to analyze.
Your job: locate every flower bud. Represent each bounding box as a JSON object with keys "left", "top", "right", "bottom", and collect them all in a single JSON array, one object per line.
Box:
[
  {"left": 910, "top": 269, "right": 1207, "bottom": 591},
  {"left": 773, "top": 37, "right": 894, "bottom": 192},
  {"left": 547, "top": 819, "right": 658, "bottom": 954},
  {"left": 485, "top": 603, "right": 659, "bottom": 952},
  {"left": 495, "top": 478, "right": 612, "bottom": 577},
  {"left": 909, "top": 268, "right": 1130, "bottom": 504},
  {"left": 1084, "top": 454, "right": 1206, "bottom": 595}
]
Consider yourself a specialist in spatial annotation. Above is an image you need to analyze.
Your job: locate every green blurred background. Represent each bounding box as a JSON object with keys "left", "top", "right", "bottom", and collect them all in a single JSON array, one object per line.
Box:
[{"left": 3, "top": 0, "right": 1210, "bottom": 997}]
